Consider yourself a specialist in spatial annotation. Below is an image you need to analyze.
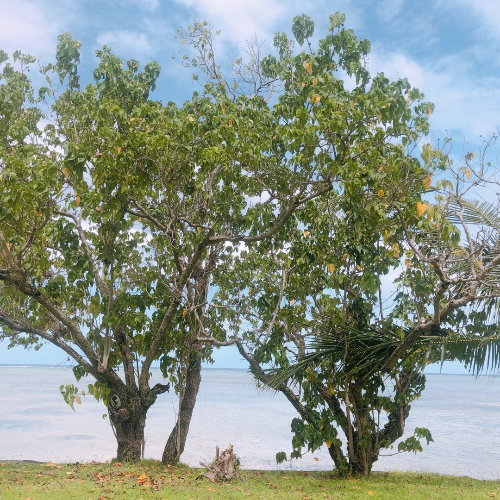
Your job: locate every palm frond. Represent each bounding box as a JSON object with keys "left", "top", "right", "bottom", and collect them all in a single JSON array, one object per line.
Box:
[
  {"left": 267, "top": 325, "right": 408, "bottom": 390},
  {"left": 268, "top": 328, "right": 500, "bottom": 391},
  {"left": 449, "top": 198, "right": 500, "bottom": 230}
]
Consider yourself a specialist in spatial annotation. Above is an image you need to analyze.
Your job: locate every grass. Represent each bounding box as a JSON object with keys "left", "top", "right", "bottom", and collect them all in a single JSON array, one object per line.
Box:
[{"left": 0, "top": 460, "right": 499, "bottom": 499}]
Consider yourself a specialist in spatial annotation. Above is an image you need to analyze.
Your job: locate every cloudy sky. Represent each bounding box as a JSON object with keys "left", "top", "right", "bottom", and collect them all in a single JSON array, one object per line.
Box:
[{"left": 1, "top": 0, "right": 498, "bottom": 371}]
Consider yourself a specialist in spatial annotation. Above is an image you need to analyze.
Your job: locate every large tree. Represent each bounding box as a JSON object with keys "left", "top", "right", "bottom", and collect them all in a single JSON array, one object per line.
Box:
[
  {"left": 0, "top": 32, "right": 333, "bottom": 461},
  {"left": 200, "top": 17, "right": 500, "bottom": 475}
]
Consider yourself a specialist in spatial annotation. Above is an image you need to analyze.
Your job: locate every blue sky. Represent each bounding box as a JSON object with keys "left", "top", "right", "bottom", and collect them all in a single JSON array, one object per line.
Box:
[{"left": 1, "top": 0, "right": 499, "bottom": 373}]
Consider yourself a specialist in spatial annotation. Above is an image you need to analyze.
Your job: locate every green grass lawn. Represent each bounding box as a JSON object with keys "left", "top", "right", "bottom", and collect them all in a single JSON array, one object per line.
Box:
[{"left": 0, "top": 460, "right": 498, "bottom": 499}]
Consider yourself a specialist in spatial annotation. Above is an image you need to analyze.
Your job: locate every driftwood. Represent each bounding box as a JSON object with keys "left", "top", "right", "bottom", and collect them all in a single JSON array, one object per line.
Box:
[{"left": 203, "top": 444, "right": 240, "bottom": 482}]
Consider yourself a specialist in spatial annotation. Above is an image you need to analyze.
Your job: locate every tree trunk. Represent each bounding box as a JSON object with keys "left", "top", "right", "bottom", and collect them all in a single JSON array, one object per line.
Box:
[
  {"left": 162, "top": 352, "right": 202, "bottom": 464},
  {"left": 107, "top": 391, "right": 148, "bottom": 462}
]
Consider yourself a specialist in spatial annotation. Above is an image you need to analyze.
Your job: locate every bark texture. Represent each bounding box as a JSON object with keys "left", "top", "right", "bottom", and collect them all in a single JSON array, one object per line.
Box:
[
  {"left": 162, "top": 353, "right": 202, "bottom": 464},
  {"left": 108, "top": 392, "right": 148, "bottom": 462}
]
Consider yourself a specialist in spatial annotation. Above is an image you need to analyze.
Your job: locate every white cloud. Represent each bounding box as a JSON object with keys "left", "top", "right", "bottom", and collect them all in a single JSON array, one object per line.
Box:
[
  {"left": 440, "top": 0, "right": 500, "bottom": 39},
  {"left": 96, "top": 31, "right": 154, "bottom": 59},
  {"left": 375, "top": 0, "right": 404, "bottom": 23},
  {"left": 369, "top": 49, "right": 500, "bottom": 138},
  {"left": 0, "top": 0, "right": 59, "bottom": 58},
  {"left": 174, "top": 0, "right": 289, "bottom": 45}
]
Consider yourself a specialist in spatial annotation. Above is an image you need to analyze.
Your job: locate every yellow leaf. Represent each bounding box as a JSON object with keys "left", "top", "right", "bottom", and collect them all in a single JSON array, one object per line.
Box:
[
  {"left": 327, "top": 264, "right": 335, "bottom": 274},
  {"left": 249, "top": 287, "right": 252, "bottom": 294},
  {"left": 303, "top": 61, "right": 312, "bottom": 75},
  {"left": 95, "top": 206, "right": 101, "bottom": 212},
  {"left": 116, "top": 146, "right": 121, "bottom": 154},
  {"left": 289, "top": 300, "right": 294, "bottom": 305},
  {"left": 301, "top": 81, "right": 307, "bottom": 87},
  {"left": 311, "top": 78, "right": 318, "bottom": 85},
  {"left": 75, "top": 196, "right": 81, "bottom": 207},
  {"left": 188, "top": 114, "right": 194, "bottom": 122},
  {"left": 44, "top": 461, "right": 56, "bottom": 467},
  {"left": 356, "top": 264, "right": 362, "bottom": 271},
  {"left": 81, "top": 389, "right": 85, "bottom": 396},
  {"left": 228, "top": 119, "right": 232, "bottom": 126},
  {"left": 75, "top": 395, "right": 81, "bottom": 405},
  {"left": 478, "top": 261, "right": 482, "bottom": 266},
  {"left": 62, "top": 167, "right": 70, "bottom": 179},
  {"left": 342, "top": 253, "right": 348, "bottom": 260},
  {"left": 221, "top": 103, "right": 226, "bottom": 115},
  {"left": 310, "top": 94, "right": 321, "bottom": 105},
  {"left": 377, "top": 189, "right": 384, "bottom": 198},
  {"left": 368, "top": 491, "right": 374, "bottom": 495},
  {"left": 314, "top": 457, "right": 319, "bottom": 461},
  {"left": 405, "top": 258, "right": 412, "bottom": 267},
  {"left": 303, "top": 230, "right": 309, "bottom": 236},
  {"left": 196, "top": 226, "right": 201, "bottom": 233},
  {"left": 182, "top": 309, "right": 188, "bottom": 317},
  {"left": 376, "top": 113, "right": 382, "bottom": 122},
  {"left": 423, "top": 175, "right": 432, "bottom": 190},
  {"left": 416, "top": 202, "right": 428, "bottom": 217},
  {"left": 325, "top": 439, "right": 332, "bottom": 448},
  {"left": 465, "top": 169, "right": 471, "bottom": 180}
]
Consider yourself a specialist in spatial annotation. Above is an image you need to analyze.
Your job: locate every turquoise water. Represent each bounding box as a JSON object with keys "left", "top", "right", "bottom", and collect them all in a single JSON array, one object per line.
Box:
[{"left": 0, "top": 366, "right": 499, "bottom": 479}]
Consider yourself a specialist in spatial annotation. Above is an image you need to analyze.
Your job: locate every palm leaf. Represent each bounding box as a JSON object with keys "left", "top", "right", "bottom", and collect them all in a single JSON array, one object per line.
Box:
[
  {"left": 268, "top": 328, "right": 500, "bottom": 390},
  {"left": 448, "top": 197, "right": 500, "bottom": 230}
]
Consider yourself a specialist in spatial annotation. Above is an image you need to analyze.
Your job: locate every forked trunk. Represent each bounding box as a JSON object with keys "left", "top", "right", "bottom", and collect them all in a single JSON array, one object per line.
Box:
[{"left": 162, "top": 353, "right": 202, "bottom": 464}]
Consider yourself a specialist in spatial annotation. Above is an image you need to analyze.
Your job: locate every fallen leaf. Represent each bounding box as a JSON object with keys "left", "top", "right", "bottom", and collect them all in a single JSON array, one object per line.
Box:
[{"left": 44, "top": 461, "right": 56, "bottom": 467}]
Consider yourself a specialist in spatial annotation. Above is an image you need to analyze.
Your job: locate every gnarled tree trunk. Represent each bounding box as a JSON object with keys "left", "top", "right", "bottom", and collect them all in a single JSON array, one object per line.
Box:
[
  {"left": 107, "top": 390, "right": 148, "bottom": 462},
  {"left": 162, "top": 352, "right": 202, "bottom": 464}
]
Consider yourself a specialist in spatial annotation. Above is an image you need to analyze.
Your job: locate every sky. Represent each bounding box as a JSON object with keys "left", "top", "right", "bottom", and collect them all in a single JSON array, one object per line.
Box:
[{"left": 1, "top": 0, "right": 499, "bottom": 373}]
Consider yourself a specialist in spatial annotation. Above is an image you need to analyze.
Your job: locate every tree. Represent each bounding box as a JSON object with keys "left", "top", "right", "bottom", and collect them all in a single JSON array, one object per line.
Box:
[
  {"left": 0, "top": 32, "right": 334, "bottom": 462},
  {"left": 201, "top": 16, "right": 500, "bottom": 474}
]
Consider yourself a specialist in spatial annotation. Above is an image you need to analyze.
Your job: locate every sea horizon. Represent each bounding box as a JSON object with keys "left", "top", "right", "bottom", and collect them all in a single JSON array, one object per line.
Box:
[{"left": 1, "top": 365, "right": 498, "bottom": 479}]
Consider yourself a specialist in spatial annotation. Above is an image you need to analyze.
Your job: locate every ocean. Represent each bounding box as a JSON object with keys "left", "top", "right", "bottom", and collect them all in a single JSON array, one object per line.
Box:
[{"left": 0, "top": 366, "right": 499, "bottom": 479}]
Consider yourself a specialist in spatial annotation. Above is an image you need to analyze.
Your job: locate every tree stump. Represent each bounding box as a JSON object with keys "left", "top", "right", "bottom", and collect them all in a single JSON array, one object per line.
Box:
[{"left": 204, "top": 444, "right": 240, "bottom": 482}]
